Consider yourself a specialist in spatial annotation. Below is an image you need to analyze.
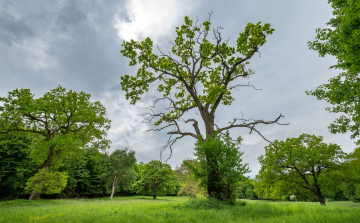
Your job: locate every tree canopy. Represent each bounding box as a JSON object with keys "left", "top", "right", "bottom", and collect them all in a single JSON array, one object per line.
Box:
[
  {"left": 136, "top": 160, "right": 175, "bottom": 199},
  {"left": 257, "top": 134, "right": 345, "bottom": 205},
  {"left": 307, "top": 0, "right": 360, "bottom": 144},
  {"left": 103, "top": 148, "right": 137, "bottom": 199},
  {"left": 0, "top": 86, "right": 111, "bottom": 200},
  {"left": 120, "top": 14, "right": 286, "bottom": 155}
]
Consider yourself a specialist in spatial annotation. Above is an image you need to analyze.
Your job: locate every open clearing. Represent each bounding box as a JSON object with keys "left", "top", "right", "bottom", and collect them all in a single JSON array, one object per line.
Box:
[{"left": 0, "top": 196, "right": 359, "bottom": 223}]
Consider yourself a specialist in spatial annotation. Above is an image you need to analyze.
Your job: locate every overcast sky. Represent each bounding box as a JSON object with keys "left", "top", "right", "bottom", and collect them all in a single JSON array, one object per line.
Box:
[{"left": 0, "top": 0, "right": 356, "bottom": 177}]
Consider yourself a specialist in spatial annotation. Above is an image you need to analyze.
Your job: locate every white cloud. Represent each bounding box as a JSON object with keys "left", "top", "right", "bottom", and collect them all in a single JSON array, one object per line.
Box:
[{"left": 114, "top": 0, "right": 197, "bottom": 42}]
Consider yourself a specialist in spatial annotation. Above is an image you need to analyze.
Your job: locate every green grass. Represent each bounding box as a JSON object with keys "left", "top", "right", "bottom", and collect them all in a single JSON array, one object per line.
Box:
[{"left": 0, "top": 196, "right": 359, "bottom": 223}]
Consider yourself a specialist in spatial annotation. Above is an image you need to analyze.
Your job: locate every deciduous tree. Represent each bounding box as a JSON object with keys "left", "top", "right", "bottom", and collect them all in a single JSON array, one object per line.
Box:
[
  {"left": 136, "top": 160, "right": 175, "bottom": 199},
  {"left": 258, "top": 134, "right": 345, "bottom": 205},
  {"left": 120, "top": 14, "right": 286, "bottom": 199},
  {"left": 0, "top": 86, "right": 111, "bottom": 200},
  {"left": 102, "top": 148, "right": 137, "bottom": 200}
]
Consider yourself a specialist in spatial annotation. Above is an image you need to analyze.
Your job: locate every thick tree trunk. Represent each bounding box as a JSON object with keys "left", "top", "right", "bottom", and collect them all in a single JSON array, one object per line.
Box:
[
  {"left": 110, "top": 175, "right": 118, "bottom": 200},
  {"left": 153, "top": 195, "right": 157, "bottom": 199},
  {"left": 28, "top": 146, "right": 54, "bottom": 200}
]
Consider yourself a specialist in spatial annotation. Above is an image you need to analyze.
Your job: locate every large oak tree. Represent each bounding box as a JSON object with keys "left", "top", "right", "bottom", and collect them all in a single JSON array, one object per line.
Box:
[
  {"left": 0, "top": 86, "right": 111, "bottom": 200},
  {"left": 120, "top": 14, "right": 286, "bottom": 199}
]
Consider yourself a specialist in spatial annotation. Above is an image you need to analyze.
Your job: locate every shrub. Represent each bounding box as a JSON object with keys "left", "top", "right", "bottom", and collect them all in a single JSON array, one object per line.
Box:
[{"left": 290, "top": 195, "right": 296, "bottom": 201}]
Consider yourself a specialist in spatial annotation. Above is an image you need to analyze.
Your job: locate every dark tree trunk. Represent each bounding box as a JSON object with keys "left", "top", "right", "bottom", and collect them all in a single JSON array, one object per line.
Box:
[
  {"left": 314, "top": 186, "right": 326, "bottom": 206},
  {"left": 153, "top": 195, "right": 157, "bottom": 199},
  {"left": 28, "top": 146, "right": 54, "bottom": 200}
]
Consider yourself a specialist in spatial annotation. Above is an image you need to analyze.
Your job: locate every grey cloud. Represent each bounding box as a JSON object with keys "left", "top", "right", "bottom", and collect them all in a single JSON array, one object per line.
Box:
[
  {"left": 56, "top": 2, "right": 86, "bottom": 32},
  {"left": 0, "top": 13, "right": 34, "bottom": 46}
]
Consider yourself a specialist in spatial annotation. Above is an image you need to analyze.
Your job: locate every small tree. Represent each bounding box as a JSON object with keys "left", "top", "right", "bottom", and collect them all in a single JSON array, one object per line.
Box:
[
  {"left": 258, "top": 133, "right": 345, "bottom": 205},
  {"left": 193, "top": 132, "right": 250, "bottom": 204},
  {"left": 120, "top": 14, "right": 287, "bottom": 200},
  {"left": 103, "top": 148, "right": 137, "bottom": 200},
  {"left": 0, "top": 86, "right": 111, "bottom": 200},
  {"left": 176, "top": 159, "right": 202, "bottom": 198},
  {"left": 136, "top": 160, "right": 175, "bottom": 199}
]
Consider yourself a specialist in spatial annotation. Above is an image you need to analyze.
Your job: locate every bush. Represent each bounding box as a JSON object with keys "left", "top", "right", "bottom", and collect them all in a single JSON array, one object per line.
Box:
[{"left": 289, "top": 195, "right": 296, "bottom": 201}]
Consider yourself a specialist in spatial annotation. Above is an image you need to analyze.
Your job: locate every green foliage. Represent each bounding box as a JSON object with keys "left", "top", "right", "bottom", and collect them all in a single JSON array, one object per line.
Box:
[
  {"left": 25, "top": 169, "right": 68, "bottom": 194},
  {"left": 193, "top": 132, "right": 250, "bottom": 204},
  {"left": 0, "top": 132, "right": 38, "bottom": 199},
  {"left": 254, "top": 178, "right": 287, "bottom": 200},
  {"left": 236, "top": 178, "right": 259, "bottom": 199},
  {"left": 0, "top": 86, "right": 111, "bottom": 199},
  {"left": 135, "top": 160, "right": 175, "bottom": 198},
  {"left": 120, "top": 14, "right": 276, "bottom": 140},
  {"left": 0, "top": 86, "right": 111, "bottom": 168},
  {"left": 120, "top": 15, "right": 273, "bottom": 110},
  {"left": 341, "top": 147, "right": 360, "bottom": 202},
  {"left": 245, "top": 188, "right": 257, "bottom": 200},
  {"left": 59, "top": 147, "right": 107, "bottom": 197},
  {"left": 307, "top": 0, "right": 360, "bottom": 144},
  {"left": 175, "top": 159, "right": 203, "bottom": 198},
  {"left": 308, "top": 0, "right": 360, "bottom": 73},
  {"left": 257, "top": 133, "right": 345, "bottom": 205},
  {"left": 120, "top": 13, "right": 279, "bottom": 204},
  {"left": 102, "top": 148, "right": 137, "bottom": 199}
]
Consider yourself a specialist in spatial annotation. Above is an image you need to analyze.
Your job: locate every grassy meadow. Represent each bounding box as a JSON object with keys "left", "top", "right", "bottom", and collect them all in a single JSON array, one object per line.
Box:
[{"left": 0, "top": 196, "right": 359, "bottom": 223}]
